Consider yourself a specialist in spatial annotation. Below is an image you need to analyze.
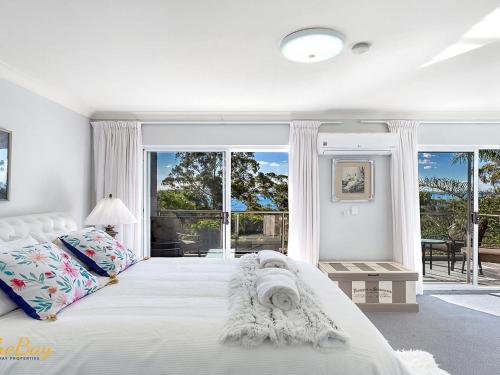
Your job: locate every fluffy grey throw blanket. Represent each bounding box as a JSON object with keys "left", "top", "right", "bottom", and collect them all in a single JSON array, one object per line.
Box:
[{"left": 220, "top": 254, "right": 349, "bottom": 351}]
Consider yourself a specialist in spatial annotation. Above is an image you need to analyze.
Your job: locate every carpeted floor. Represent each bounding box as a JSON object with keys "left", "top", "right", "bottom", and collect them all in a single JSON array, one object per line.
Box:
[
  {"left": 366, "top": 295, "right": 500, "bottom": 375},
  {"left": 432, "top": 294, "right": 500, "bottom": 317}
]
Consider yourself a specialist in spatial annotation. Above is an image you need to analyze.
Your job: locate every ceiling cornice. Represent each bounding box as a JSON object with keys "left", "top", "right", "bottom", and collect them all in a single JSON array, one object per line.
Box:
[
  {"left": 90, "top": 110, "right": 500, "bottom": 122},
  {"left": 0, "top": 59, "right": 92, "bottom": 117}
]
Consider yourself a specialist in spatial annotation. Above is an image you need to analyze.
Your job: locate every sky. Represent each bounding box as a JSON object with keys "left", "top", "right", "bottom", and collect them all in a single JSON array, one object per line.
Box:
[
  {"left": 418, "top": 151, "right": 494, "bottom": 191},
  {"left": 418, "top": 152, "right": 469, "bottom": 181},
  {"left": 156, "top": 152, "right": 182, "bottom": 188},
  {"left": 253, "top": 152, "right": 288, "bottom": 176}
]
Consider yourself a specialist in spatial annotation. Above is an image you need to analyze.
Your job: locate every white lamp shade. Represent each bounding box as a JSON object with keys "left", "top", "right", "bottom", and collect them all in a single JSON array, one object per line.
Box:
[{"left": 85, "top": 196, "right": 137, "bottom": 225}]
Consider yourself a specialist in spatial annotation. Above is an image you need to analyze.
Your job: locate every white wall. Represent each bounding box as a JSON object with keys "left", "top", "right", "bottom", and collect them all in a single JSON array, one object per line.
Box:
[
  {"left": 319, "top": 154, "right": 393, "bottom": 261},
  {"left": 142, "top": 123, "right": 289, "bottom": 146},
  {"left": 0, "top": 79, "right": 91, "bottom": 225},
  {"left": 318, "top": 122, "right": 393, "bottom": 261},
  {"left": 419, "top": 123, "right": 500, "bottom": 146}
]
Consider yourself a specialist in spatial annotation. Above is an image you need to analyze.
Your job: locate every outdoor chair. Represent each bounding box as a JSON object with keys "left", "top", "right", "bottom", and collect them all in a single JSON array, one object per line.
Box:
[
  {"left": 461, "top": 246, "right": 500, "bottom": 275},
  {"left": 461, "top": 247, "right": 483, "bottom": 275},
  {"left": 177, "top": 232, "right": 202, "bottom": 256},
  {"left": 151, "top": 216, "right": 183, "bottom": 257},
  {"left": 449, "top": 239, "right": 465, "bottom": 271}
]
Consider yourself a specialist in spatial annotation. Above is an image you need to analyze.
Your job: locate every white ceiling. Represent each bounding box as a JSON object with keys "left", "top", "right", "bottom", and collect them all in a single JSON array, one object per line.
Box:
[{"left": 1, "top": 0, "right": 500, "bottom": 118}]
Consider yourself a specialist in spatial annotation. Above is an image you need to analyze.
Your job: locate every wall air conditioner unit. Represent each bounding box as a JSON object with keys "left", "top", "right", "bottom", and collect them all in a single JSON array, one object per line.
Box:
[{"left": 317, "top": 133, "right": 398, "bottom": 155}]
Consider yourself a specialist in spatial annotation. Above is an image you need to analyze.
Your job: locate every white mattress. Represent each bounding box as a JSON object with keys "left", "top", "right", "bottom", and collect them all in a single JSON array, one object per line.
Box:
[{"left": 0, "top": 258, "right": 410, "bottom": 375}]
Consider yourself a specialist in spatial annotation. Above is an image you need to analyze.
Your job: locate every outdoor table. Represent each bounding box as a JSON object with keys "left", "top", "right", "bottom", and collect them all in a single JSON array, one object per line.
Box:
[{"left": 421, "top": 239, "right": 451, "bottom": 276}]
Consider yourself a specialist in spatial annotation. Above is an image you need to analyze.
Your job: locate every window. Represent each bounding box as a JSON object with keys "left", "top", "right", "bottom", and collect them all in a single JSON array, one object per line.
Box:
[
  {"left": 418, "top": 150, "right": 500, "bottom": 286},
  {"left": 147, "top": 150, "right": 288, "bottom": 258},
  {"left": 231, "top": 152, "right": 288, "bottom": 255},
  {"left": 150, "top": 152, "right": 225, "bottom": 257},
  {"left": 477, "top": 149, "right": 500, "bottom": 286},
  {"left": 419, "top": 152, "right": 473, "bottom": 283}
]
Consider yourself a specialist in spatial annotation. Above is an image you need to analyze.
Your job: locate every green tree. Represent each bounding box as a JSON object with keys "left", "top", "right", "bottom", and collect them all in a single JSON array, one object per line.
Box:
[
  {"left": 451, "top": 150, "right": 500, "bottom": 245},
  {"left": 160, "top": 152, "right": 288, "bottom": 211},
  {"left": 161, "top": 152, "right": 223, "bottom": 210},
  {"left": 419, "top": 177, "right": 468, "bottom": 200},
  {"left": 419, "top": 177, "right": 468, "bottom": 240},
  {"left": 231, "top": 152, "right": 260, "bottom": 210},
  {"left": 452, "top": 150, "right": 500, "bottom": 193},
  {"left": 478, "top": 150, "right": 500, "bottom": 191},
  {"left": 255, "top": 172, "right": 288, "bottom": 211},
  {"left": 420, "top": 150, "right": 499, "bottom": 246},
  {"left": 230, "top": 153, "right": 288, "bottom": 211},
  {"left": 157, "top": 190, "right": 196, "bottom": 210}
]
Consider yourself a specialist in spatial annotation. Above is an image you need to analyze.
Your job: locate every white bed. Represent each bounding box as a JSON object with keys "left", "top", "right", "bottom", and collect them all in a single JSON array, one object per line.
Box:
[{"left": 0, "top": 213, "right": 410, "bottom": 375}]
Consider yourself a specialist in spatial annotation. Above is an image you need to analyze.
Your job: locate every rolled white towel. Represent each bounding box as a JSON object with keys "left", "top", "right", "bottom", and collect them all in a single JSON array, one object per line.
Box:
[
  {"left": 258, "top": 250, "right": 289, "bottom": 269},
  {"left": 255, "top": 268, "right": 300, "bottom": 311}
]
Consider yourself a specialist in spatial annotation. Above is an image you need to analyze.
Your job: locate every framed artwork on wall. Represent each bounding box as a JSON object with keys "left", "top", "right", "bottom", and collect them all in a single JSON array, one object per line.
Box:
[
  {"left": 0, "top": 128, "right": 11, "bottom": 201},
  {"left": 332, "top": 159, "right": 374, "bottom": 201}
]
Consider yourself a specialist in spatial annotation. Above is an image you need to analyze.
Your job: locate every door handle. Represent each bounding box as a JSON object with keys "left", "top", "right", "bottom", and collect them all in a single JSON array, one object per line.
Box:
[{"left": 223, "top": 211, "right": 229, "bottom": 225}]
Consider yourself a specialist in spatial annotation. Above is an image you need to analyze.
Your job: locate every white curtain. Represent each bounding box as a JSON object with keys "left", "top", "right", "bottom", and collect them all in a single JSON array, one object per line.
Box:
[
  {"left": 388, "top": 120, "right": 423, "bottom": 294},
  {"left": 90, "top": 121, "right": 142, "bottom": 257},
  {"left": 288, "top": 120, "right": 321, "bottom": 264}
]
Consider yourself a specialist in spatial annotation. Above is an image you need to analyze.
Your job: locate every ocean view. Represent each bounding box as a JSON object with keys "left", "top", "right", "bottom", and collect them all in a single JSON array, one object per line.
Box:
[{"left": 231, "top": 195, "right": 278, "bottom": 211}]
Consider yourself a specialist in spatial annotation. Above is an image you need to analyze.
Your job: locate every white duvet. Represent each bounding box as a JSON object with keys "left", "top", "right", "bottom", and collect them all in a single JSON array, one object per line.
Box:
[{"left": 0, "top": 258, "right": 410, "bottom": 375}]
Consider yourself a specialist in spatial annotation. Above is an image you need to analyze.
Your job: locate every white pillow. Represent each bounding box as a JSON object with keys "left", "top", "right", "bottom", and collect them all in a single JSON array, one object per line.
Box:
[{"left": 0, "top": 236, "right": 39, "bottom": 316}]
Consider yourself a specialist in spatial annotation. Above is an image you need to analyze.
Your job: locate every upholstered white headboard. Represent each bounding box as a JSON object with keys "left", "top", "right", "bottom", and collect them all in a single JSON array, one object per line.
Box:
[{"left": 0, "top": 212, "right": 78, "bottom": 242}]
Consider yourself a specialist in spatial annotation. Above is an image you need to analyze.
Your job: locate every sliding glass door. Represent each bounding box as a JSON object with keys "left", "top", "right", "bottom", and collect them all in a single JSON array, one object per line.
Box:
[
  {"left": 149, "top": 151, "right": 226, "bottom": 257},
  {"left": 419, "top": 152, "right": 474, "bottom": 283},
  {"left": 230, "top": 152, "right": 288, "bottom": 257},
  {"left": 419, "top": 148, "right": 500, "bottom": 286},
  {"left": 477, "top": 149, "right": 500, "bottom": 286},
  {"left": 145, "top": 149, "right": 289, "bottom": 258}
]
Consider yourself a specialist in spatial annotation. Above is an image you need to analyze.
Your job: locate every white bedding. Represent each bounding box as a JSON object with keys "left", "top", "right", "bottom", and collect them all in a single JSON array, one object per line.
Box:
[{"left": 0, "top": 258, "right": 410, "bottom": 375}]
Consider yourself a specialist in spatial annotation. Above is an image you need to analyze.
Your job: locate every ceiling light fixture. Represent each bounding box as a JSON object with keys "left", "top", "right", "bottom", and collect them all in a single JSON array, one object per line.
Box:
[{"left": 280, "top": 28, "right": 344, "bottom": 63}]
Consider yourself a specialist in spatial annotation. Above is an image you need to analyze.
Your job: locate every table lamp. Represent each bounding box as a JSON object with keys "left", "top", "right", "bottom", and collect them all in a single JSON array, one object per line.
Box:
[{"left": 85, "top": 194, "right": 137, "bottom": 237}]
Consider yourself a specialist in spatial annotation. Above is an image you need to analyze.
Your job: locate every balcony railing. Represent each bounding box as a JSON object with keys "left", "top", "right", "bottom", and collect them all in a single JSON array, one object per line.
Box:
[
  {"left": 420, "top": 211, "right": 500, "bottom": 248},
  {"left": 150, "top": 210, "right": 289, "bottom": 257},
  {"left": 232, "top": 211, "right": 288, "bottom": 254}
]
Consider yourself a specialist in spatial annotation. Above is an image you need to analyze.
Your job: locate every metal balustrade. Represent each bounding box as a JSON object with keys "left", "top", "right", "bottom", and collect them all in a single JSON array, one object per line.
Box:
[{"left": 150, "top": 210, "right": 288, "bottom": 257}]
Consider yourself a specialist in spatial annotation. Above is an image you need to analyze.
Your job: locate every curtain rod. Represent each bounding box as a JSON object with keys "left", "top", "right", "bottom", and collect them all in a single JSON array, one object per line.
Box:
[
  {"left": 360, "top": 120, "right": 500, "bottom": 124},
  {"left": 92, "top": 120, "right": 343, "bottom": 125}
]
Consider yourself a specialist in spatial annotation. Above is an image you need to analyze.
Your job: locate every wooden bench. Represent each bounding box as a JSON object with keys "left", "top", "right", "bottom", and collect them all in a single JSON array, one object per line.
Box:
[{"left": 318, "top": 261, "right": 418, "bottom": 312}]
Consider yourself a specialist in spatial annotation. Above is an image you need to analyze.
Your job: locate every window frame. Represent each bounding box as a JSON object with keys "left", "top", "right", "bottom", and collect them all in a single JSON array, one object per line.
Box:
[
  {"left": 142, "top": 145, "right": 289, "bottom": 258},
  {"left": 418, "top": 144, "right": 500, "bottom": 289}
]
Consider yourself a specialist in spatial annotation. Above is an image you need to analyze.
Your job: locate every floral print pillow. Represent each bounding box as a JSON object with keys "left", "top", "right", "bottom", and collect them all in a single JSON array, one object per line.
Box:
[
  {"left": 60, "top": 230, "right": 137, "bottom": 277},
  {"left": 0, "top": 242, "right": 100, "bottom": 320}
]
